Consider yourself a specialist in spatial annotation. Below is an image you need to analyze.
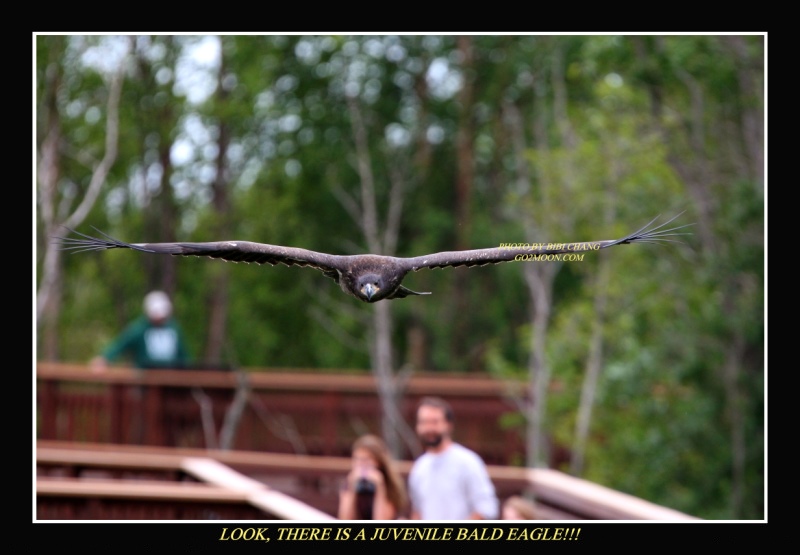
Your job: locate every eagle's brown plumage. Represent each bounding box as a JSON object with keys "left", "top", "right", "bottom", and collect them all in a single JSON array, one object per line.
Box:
[{"left": 58, "top": 213, "right": 690, "bottom": 303}]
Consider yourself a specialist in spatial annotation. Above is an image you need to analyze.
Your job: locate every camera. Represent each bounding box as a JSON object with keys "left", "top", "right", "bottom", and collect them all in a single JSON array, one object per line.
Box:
[{"left": 355, "top": 477, "right": 376, "bottom": 495}]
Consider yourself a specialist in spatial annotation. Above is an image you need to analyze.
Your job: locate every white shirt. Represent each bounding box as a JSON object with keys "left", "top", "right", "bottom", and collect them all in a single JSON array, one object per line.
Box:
[{"left": 408, "top": 442, "right": 499, "bottom": 520}]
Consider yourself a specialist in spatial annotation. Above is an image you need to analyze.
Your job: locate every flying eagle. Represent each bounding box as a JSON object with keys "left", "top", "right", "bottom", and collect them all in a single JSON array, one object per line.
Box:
[{"left": 59, "top": 214, "right": 690, "bottom": 303}]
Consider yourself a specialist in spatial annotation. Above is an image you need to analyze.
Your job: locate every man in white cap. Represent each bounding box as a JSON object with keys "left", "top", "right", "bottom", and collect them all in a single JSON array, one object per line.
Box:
[{"left": 91, "top": 290, "right": 190, "bottom": 372}]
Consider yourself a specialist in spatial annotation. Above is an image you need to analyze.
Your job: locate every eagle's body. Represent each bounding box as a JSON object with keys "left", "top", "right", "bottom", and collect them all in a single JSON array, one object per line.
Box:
[{"left": 59, "top": 214, "right": 689, "bottom": 303}]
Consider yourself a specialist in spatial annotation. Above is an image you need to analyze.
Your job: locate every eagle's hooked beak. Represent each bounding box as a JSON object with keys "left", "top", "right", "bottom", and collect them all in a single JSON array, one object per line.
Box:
[{"left": 364, "top": 283, "right": 377, "bottom": 301}]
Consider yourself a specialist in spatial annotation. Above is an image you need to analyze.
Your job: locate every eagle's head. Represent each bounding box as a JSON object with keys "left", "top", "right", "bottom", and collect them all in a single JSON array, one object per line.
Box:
[{"left": 356, "top": 273, "right": 385, "bottom": 302}]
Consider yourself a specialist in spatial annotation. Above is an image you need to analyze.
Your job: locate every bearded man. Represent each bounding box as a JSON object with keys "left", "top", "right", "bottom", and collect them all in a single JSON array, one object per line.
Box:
[{"left": 407, "top": 396, "right": 499, "bottom": 520}]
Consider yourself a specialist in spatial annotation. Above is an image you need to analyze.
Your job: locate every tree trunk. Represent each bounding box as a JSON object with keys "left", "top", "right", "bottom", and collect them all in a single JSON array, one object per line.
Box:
[
  {"left": 372, "top": 301, "right": 419, "bottom": 457},
  {"left": 722, "top": 35, "right": 764, "bottom": 194},
  {"left": 37, "top": 82, "right": 63, "bottom": 360},
  {"left": 523, "top": 262, "right": 558, "bottom": 468},
  {"left": 722, "top": 331, "right": 747, "bottom": 517},
  {"left": 448, "top": 35, "right": 476, "bottom": 369},
  {"left": 37, "top": 43, "right": 124, "bottom": 361},
  {"left": 346, "top": 93, "right": 418, "bottom": 458},
  {"left": 571, "top": 248, "right": 610, "bottom": 475},
  {"left": 205, "top": 50, "right": 232, "bottom": 364}
]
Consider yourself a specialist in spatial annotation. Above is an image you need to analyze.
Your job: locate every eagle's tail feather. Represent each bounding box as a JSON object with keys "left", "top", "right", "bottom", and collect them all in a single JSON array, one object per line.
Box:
[{"left": 388, "top": 285, "right": 432, "bottom": 300}]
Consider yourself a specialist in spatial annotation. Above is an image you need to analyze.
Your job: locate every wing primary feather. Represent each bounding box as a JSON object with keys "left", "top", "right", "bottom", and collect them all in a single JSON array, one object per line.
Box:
[
  {"left": 56, "top": 226, "right": 153, "bottom": 254},
  {"left": 606, "top": 212, "right": 694, "bottom": 247},
  {"left": 56, "top": 228, "right": 345, "bottom": 276}
]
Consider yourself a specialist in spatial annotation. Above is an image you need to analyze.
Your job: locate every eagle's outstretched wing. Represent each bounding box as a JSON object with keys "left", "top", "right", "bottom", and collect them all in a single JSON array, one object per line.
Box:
[
  {"left": 57, "top": 212, "right": 690, "bottom": 303},
  {"left": 402, "top": 213, "right": 692, "bottom": 271},
  {"left": 58, "top": 227, "right": 346, "bottom": 283}
]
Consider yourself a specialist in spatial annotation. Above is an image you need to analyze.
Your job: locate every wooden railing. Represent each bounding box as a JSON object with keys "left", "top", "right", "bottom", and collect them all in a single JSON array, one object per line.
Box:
[
  {"left": 36, "top": 361, "right": 529, "bottom": 465},
  {"left": 36, "top": 440, "right": 698, "bottom": 521},
  {"left": 36, "top": 441, "right": 334, "bottom": 520},
  {"left": 36, "top": 362, "right": 699, "bottom": 521}
]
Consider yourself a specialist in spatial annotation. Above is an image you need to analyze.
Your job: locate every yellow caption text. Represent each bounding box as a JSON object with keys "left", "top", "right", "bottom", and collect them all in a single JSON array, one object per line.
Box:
[
  {"left": 499, "top": 242, "right": 601, "bottom": 252},
  {"left": 218, "top": 526, "right": 582, "bottom": 542},
  {"left": 513, "top": 253, "right": 585, "bottom": 262}
]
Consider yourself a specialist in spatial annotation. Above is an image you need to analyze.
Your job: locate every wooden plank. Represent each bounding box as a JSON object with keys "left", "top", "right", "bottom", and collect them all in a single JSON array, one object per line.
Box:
[
  {"left": 181, "top": 457, "right": 266, "bottom": 490},
  {"left": 37, "top": 446, "right": 336, "bottom": 520},
  {"left": 180, "top": 457, "right": 334, "bottom": 520},
  {"left": 248, "top": 490, "right": 336, "bottom": 521},
  {"left": 37, "top": 477, "right": 251, "bottom": 503},
  {"left": 525, "top": 468, "right": 699, "bottom": 521},
  {"left": 36, "top": 361, "right": 521, "bottom": 396},
  {"left": 37, "top": 447, "right": 185, "bottom": 471}
]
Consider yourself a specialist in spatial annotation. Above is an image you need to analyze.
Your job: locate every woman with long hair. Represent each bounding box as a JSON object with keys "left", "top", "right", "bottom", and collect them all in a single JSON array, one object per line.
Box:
[{"left": 337, "top": 434, "right": 407, "bottom": 520}]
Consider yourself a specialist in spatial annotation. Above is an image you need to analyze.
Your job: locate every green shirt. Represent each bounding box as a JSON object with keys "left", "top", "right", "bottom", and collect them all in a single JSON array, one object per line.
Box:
[{"left": 102, "top": 315, "right": 190, "bottom": 369}]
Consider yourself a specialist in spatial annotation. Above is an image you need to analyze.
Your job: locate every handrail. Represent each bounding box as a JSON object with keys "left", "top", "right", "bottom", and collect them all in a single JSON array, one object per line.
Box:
[
  {"left": 36, "top": 361, "right": 527, "bottom": 464},
  {"left": 37, "top": 440, "right": 698, "bottom": 520},
  {"left": 524, "top": 468, "right": 698, "bottom": 521},
  {"left": 37, "top": 477, "right": 252, "bottom": 502},
  {"left": 37, "top": 444, "right": 334, "bottom": 520},
  {"left": 35, "top": 361, "right": 523, "bottom": 396}
]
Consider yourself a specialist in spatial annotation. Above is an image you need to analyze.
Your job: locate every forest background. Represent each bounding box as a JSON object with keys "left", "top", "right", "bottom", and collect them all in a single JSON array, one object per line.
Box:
[{"left": 34, "top": 34, "right": 765, "bottom": 520}]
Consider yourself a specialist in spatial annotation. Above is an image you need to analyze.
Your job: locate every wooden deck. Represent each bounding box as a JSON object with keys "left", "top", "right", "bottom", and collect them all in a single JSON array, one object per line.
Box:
[
  {"left": 36, "top": 362, "right": 698, "bottom": 521},
  {"left": 36, "top": 440, "right": 698, "bottom": 521},
  {"left": 37, "top": 441, "right": 335, "bottom": 520}
]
